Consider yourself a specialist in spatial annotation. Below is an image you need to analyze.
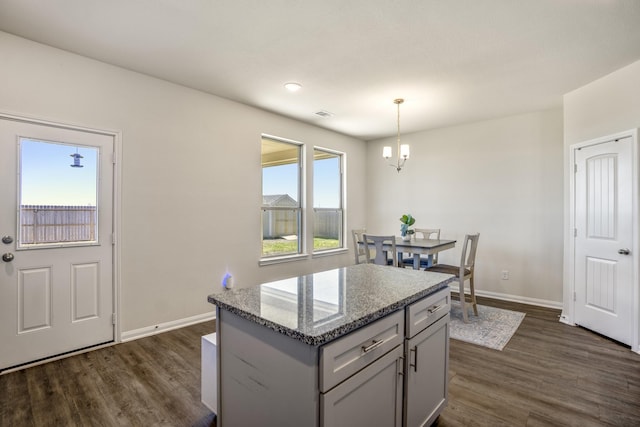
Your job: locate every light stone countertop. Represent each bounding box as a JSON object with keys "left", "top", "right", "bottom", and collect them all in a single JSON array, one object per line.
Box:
[{"left": 208, "top": 263, "right": 454, "bottom": 346}]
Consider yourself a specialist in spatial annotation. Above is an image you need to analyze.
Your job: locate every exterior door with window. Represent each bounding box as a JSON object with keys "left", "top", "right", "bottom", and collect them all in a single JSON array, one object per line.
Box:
[
  {"left": 0, "top": 116, "right": 115, "bottom": 371},
  {"left": 574, "top": 135, "right": 634, "bottom": 345}
]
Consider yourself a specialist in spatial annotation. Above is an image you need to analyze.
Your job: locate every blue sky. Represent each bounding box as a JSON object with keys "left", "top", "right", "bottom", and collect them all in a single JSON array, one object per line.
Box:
[
  {"left": 262, "top": 156, "right": 340, "bottom": 207},
  {"left": 20, "top": 138, "right": 98, "bottom": 206}
]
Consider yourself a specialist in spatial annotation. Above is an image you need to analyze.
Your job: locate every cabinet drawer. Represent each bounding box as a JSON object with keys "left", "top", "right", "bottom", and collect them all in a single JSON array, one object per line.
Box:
[
  {"left": 406, "top": 287, "right": 450, "bottom": 338},
  {"left": 319, "top": 310, "right": 404, "bottom": 392}
]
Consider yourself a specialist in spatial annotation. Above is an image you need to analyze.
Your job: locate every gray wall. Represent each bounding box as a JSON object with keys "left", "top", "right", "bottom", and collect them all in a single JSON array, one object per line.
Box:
[
  {"left": 366, "top": 109, "right": 565, "bottom": 306},
  {"left": 0, "top": 31, "right": 367, "bottom": 333}
]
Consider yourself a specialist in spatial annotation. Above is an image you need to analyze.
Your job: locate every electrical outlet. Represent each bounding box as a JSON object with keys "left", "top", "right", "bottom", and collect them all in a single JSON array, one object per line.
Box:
[{"left": 501, "top": 270, "right": 509, "bottom": 280}]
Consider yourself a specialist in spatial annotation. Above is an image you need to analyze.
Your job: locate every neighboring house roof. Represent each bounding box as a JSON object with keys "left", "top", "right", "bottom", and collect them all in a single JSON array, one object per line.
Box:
[{"left": 263, "top": 194, "right": 298, "bottom": 207}]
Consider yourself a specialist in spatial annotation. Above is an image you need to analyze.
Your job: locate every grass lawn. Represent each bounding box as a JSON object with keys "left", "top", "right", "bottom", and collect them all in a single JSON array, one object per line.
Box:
[{"left": 262, "top": 238, "right": 340, "bottom": 256}]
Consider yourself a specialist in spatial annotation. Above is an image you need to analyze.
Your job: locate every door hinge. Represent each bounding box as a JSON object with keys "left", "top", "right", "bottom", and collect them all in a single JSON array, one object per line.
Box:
[
  {"left": 574, "top": 164, "right": 577, "bottom": 173},
  {"left": 112, "top": 151, "right": 117, "bottom": 164},
  {"left": 111, "top": 233, "right": 116, "bottom": 245},
  {"left": 574, "top": 228, "right": 577, "bottom": 237},
  {"left": 573, "top": 291, "right": 576, "bottom": 302},
  {"left": 112, "top": 313, "right": 117, "bottom": 325}
]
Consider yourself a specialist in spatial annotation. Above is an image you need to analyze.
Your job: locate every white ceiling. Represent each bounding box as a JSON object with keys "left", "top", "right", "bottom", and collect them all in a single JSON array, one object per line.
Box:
[{"left": 1, "top": 0, "right": 640, "bottom": 140}]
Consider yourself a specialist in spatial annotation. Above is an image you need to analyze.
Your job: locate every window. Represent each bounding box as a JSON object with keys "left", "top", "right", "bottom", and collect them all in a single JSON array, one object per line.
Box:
[
  {"left": 261, "top": 136, "right": 302, "bottom": 257},
  {"left": 18, "top": 138, "right": 99, "bottom": 248},
  {"left": 313, "top": 148, "right": 343, "bottom": 252}
]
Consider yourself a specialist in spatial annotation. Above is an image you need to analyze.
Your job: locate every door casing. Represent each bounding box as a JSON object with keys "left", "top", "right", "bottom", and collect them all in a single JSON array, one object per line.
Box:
[{"left": 564, "top": 128, "right": 639, "bottom": 353}]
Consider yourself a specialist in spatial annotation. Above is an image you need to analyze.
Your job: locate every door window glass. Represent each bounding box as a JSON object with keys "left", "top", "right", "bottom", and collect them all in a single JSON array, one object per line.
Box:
[{"left": 18, "top": 138, "right": 99, "bottom": 248}]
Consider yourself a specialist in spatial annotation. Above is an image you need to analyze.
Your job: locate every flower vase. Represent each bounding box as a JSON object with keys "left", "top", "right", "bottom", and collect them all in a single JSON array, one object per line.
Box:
[{"left": 402, "top": 234, "right": 411, "bottom": 242}]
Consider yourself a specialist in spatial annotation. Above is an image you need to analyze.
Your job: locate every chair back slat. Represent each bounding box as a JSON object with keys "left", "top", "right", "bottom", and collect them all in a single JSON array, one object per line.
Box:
[
  {"left": 414, "top": 228, "right": 441, "bottom": 264},
  {"left": 363, "top": 234, "right": 397, "bottom": 267}
]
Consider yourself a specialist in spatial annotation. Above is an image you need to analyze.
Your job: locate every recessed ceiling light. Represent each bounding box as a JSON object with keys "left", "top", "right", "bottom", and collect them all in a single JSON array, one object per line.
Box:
[{"left": 284, "top": 82, "right": 302, "bottom": 92}]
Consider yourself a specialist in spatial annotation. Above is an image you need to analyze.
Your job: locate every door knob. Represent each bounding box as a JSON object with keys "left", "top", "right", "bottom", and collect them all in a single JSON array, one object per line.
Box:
[
  {"left": 1, "top": 236, "right": 13, "bottom": 244},
  {"left": 618, "top": 248, "right": 631, "bottom": 255},
  {"left": 2, "top": 253, "right": 14, "bottom": 262}
]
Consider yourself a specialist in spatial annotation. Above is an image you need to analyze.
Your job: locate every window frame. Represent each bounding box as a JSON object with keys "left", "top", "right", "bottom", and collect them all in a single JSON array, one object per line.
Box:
[
  {"left": 312, "top": 146, "right": 345, "bottom": 254},
  {"left": 260, "top": 134, "right": 305, "bottom": 262},
  {"left": 17, "top": 137, "right": 101, "bottom": 250}
]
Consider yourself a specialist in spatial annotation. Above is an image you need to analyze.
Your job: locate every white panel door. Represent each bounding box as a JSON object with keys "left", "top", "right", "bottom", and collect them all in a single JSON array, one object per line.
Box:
[
  {"left": 0, "top": 116, "right": 115, "bottom": 371},
  {"left": 574, "top": 136, "right": 633, "bottom": 345}
]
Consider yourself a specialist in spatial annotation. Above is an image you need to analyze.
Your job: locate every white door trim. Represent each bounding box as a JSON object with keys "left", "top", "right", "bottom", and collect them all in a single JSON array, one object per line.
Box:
[
  {"left": 0, "top": 112, "right": 122, "bottom": 345},
  {"left": 563, "top": 129, "right": 639, "bottom": 353}
]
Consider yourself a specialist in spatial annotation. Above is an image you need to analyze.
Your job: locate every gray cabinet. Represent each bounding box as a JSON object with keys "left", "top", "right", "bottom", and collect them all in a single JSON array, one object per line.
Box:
[
  {"left": 321, "top": 288, "right": 450, "bottom": 427},
  {"left": 215, "top": 285, "right": 451, "bottom": 427},
  {"left": 404, "top": 314, "right": 449, "bottom": 427},
  {"left": 321, "top": 345, "right": 404, "bottom": 427},
  {"left": 404, "top": 287, "right": 450, "bottom": 426},
  {"left": 319, "top": 310, "right": 404, "bottom": 426}
]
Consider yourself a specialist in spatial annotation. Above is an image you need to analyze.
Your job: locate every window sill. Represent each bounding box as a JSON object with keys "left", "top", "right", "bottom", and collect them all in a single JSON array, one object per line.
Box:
[
  {"left": 259, "top": 253, "right": 309, "bottom": 266},
  {"left": 312, "top": 248, "right": 348, "bottom": 258}
]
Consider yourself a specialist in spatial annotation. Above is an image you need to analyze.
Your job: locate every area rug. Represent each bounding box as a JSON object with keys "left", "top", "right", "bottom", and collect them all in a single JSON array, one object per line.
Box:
[{"left": 449, "top": 303, "right": 525, "bottom": 351}]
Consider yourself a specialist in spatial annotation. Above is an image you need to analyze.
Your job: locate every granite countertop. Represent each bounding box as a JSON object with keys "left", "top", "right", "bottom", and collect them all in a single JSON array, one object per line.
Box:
[{"left": 208, "top": 263, "right": 454, "bottom": 346}]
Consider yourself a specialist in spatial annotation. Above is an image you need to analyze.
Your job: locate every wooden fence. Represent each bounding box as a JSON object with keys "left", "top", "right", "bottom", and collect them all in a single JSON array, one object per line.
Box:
[
  {"left": 262, "top": 208, "right": 342, "bottom": 239},
  {"left": 314, "top": 209, "right": 342, "bottom": 239},
  {"left": 20, "top": 205, "right": 96, "bottom": 244}
]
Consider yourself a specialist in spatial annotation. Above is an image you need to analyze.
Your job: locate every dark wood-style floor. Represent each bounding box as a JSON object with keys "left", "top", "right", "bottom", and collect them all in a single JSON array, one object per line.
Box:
[
  {"left": 437, "top": 297, "right": 640, "bottom": 426},
  {"left": 1, "top": 298, "right": 639, "bottom": 426}
]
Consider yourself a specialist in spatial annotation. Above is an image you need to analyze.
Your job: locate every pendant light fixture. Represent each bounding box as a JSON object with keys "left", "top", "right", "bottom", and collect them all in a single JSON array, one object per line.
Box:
[{"left": 383, "top": 98, "right": 410, "bottom": 172}]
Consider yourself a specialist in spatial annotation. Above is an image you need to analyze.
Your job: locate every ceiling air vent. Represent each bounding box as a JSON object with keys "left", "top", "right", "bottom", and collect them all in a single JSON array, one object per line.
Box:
[{"left": 314, "top": 110, "right": 334, "bottom": 118}]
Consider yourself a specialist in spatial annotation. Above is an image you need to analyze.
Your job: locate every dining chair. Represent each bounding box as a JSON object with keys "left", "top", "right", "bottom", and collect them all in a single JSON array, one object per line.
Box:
[
  {"left": 363, "top": 234, "right": 398, "bottom": 267},
  {"left": 400, "top": 228, "right": 441, "bottom": 268},
  {"left": 351, "top": 228, "right": 367, "bottom": 264},
  {"left": 425, "top": 233, "right": 480, "bottom": 323}
]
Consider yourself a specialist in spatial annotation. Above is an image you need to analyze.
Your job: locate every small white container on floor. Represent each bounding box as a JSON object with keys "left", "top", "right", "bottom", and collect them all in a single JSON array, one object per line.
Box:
[{"left": 201, "top": 333, "right": 217, "bottom": 413}]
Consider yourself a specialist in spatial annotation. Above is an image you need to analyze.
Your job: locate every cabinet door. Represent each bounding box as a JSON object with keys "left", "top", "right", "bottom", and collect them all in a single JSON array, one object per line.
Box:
[
  {"left": 321, "top": 345, "right": 403, "bottom": 427},
  {"left": 405, "top": 314, "right": 449, "bottom": 427}
]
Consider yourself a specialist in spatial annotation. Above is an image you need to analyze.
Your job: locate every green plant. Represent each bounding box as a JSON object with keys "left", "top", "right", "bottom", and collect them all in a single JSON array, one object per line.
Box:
[{"left": 399, "top": 214, "right": 416, "bottom": 236}]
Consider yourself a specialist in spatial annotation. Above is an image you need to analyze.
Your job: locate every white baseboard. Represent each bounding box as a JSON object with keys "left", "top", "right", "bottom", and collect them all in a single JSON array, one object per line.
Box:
[
  {"left": 121, "top": 311, "right": 216, "bottom": 342},
  {"left": 448, "top": 285, "right": 563, "bottom": 310}
]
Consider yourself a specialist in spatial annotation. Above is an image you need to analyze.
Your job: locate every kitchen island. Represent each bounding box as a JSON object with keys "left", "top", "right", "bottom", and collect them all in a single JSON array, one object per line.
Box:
[{"left": 208, "top": 263, "right": 454, "bottom": 427}]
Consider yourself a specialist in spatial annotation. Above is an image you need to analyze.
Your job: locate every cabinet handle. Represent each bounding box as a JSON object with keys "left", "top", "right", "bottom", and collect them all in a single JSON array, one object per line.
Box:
[
  {"left": 410, "top": 347, "right": 418, "bottom": 372},
  {"left": 427, "top": 304, "right": 442, "bottom": 314},
  {"left": 361, "top": 339, "right": 384, "bottom": 353}
]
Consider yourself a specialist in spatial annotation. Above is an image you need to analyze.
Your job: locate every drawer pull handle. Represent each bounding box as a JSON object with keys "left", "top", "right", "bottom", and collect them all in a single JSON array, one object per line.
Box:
[
  {"left": 427, "top": 304, "right": 442, "bottom": 314},
  {"left": 361, "top": 339, "right": 384, "bottom": 353}
]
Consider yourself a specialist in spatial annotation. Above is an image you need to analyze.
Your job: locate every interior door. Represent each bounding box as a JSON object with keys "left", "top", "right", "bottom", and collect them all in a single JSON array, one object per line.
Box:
[
  {"left": 574, "top": 136, "right": 633, "bottom": 345},
  {"left": 0, "top": 116, "right": 115, "bottom": 371}
]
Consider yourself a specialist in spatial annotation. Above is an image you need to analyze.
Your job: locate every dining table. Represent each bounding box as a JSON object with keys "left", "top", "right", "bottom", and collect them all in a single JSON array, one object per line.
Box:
[{"left": 361, "top": 237, "right": 456, "bottom": 270}]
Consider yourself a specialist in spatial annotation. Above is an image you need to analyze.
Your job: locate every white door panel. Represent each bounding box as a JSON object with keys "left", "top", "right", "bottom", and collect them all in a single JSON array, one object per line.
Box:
[
  {"left": 0, "top": 117, "right": 115, "bottom": 371},
  {"left": 18, "top": 266, "right": 52, "bottom": 332},
  {"left": 574, "top": 136, "right": 633, "bottom": 345}
]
